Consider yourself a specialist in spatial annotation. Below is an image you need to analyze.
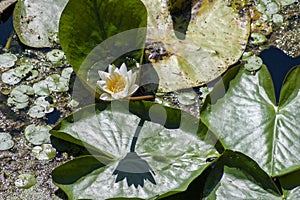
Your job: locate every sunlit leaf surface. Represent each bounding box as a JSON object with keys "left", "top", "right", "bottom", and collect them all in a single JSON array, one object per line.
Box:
[{"left": 201, "top": 65, "right": 300, "bottom": 176}]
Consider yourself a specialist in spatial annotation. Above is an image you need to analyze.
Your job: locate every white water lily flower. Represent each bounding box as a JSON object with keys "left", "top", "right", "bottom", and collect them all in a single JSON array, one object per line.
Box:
[{"left": 97, "top": 63, "right": 139, "bottom": 100}]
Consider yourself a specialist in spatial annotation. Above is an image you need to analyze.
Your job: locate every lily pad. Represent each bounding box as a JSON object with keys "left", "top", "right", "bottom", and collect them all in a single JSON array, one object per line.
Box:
[
  {"left": 33, "top": 80, "right": 51, "bottom": 96},
  {"left": 32, "top": 144, "right": 56, "bottom": 161},
  {"left": 201, "top": 150, "right": 281, "bottom": 199},
  {"left": 1, "top": 63, "right": 33, "bottom": 85},
  {"left": 14, "top": 173, "right": 37, "bottom": 189},
  {"left": 141, "top": 0, "right": 250, "bottom": 92},
  {"left": 13, "top": 0, "right": 69, "bottom": 47},
  {"left": 59, "top": 0, "right": 147, "bottom": 91},
  {"left": 201, "top": 65, "right": 300, "bottom": 176},
  {"left": 24, "top": 124, "right": 51, "bottom": 145},
  {"left": 178, "top": 91, "right": 198, "bottom": 106},
  {"left": 51, "top": 101, "right": 217, "bottom": 199},
  {"left": 28, "top": 105, "right": 47, "bottom": 118},
  {"left": 0, "top": 132, "right": 14, "bottom": 150},
  {"left": 7, "top": 85, "right": 34, "bottom": 109},
  {"left": 46, "top": 74, "right": 69, "bottom": 92},
  {"left": 206, "top": 166, "right": 282, "bottom": 199},
  {"left": 46, "top": 49, "right": 65, "bottom": 64},
  {"left": 0, "top": 53, "right": 17, "bottom": 68}
]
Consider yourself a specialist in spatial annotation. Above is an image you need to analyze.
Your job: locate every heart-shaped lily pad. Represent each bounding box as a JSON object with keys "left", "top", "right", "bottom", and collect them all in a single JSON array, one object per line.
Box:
[
  {"left": 51, "top": 101, "right": 217, "bottom": 199},
  {"left": 201, "top": 65, "right": 300, "bottom": 176},
  {"left": 59, "top": 0, "right": 147, "bottom": 91},
  {"left": 141, "top": 0, "right": 250, "bottom": 92}
]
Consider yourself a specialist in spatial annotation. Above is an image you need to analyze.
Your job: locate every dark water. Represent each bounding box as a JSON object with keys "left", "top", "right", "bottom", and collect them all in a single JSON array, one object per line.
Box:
[
  {"left": 0, "top": 12, "right": 14, "bottom": 48},
  {"left": 260, "top": 47, "right": 300, "bottom": 104}
]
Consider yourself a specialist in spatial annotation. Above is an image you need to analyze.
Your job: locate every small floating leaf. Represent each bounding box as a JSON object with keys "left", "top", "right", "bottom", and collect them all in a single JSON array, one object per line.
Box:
[
  {"left": 32, "top": 144, "right": 56, "bottom": 160},
  {"left": 24, "top": 124, "right": 51, "bottom": 145},
  {"left": 26, "top": 70, "right": 39, "bottom": 80},
  {"left": 46, "top": 74, "right": 69, "bottom": 92},
  {"left": 46, "top": 49, "right": 65, "bottom": 65},
  {"left": 28, "top": 105, "right": 46, "bottom": 118},
  {"left": 33, "top": 80, "right": 51, "bottom": 96},
  {"left": 243, "top": 55, "right": 263, "bottom": 71},
  {"left": 14, "top": 173, "right": 37, "bottom": 189},
  {"left": 0, "top": 53, "right": 17, "bottom": 68},
  {"left": 0, "top": 132, "right": 14, "bottom": 150},
  {"left": 1, "top": 70, "right": 21, "bottom": 85},
  {"left": 34, "top": 97, "right": 54, "bottom": 114},
  {"left": 61, "top": 67, "right": 73, "bottom": 79},
  {"left": 1, "top": 64, "right": 33, "bottom": 85},
  {"left": 178, "top": 92, "right": 198, "bottom": 105}
]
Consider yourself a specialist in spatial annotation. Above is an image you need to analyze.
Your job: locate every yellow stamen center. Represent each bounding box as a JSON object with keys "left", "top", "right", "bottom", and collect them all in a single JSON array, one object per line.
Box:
[{"left": 106, "top": 73, "right": 126, "bottom": 93}]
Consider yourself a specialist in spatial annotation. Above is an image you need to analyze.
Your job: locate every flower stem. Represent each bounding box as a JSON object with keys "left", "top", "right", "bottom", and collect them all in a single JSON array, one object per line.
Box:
[
  {"left": 128, "top": 95, "right": 155, "bottom": 101},
  {"left": 130, "top": 119, "right": 145, "bottom": 152}
]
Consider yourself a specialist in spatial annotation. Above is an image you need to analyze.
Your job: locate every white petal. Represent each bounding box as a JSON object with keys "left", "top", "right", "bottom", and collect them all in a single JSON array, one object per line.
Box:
[
  {"left": 119, "top": 63, "right": 128, "bottom": 75},
  {"left": 112, "top": 92, "right": 127, "bottom": 99},
  {"left": 101, "top": 87, "right": 114, "bottom": 94},
  {"left": 100, "top": 93, "right": 113, "bottom": 101},
  {"left": 127, "top": 84, "right": 139, "bottom": 95},
  {"left": 98, "top": 71, "right": 109, "bottom": 81},
  {"left": 127, "top": 70, "right": 133, "bottom": 79},
  {"left": 108, "top": 64, "right": 115, "bottom": 74},
  {"left": 97, "top": 80, "right": 106, "bottom": 88},
  {"left": 130, "top": 71, "right": 137, "bottom": 83}
]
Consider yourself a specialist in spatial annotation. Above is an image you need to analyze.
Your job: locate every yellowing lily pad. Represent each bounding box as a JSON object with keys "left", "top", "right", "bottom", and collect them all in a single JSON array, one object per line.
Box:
[{"left": 141, "top": 0, "right": 250, "bottom": 92}]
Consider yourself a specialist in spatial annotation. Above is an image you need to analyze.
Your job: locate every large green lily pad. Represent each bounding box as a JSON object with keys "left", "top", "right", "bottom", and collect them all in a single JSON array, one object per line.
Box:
[
  {"left": 202, "top": 150, "right": 282, "bottom": 199},
  {"left": 13, "top": 0, "right": 68, "bottom": 47},
  {"left": 59, "top": 0, "right": 147, "bottom": 91},
  {"left": 51, "top": 101, "right": 217, "bottom": 199},
  {"left": 141, "top": 0, "right": 250, "bottom": 92},
  {"left": 201, "top": 65, "right": 300, "bottom": 176}
]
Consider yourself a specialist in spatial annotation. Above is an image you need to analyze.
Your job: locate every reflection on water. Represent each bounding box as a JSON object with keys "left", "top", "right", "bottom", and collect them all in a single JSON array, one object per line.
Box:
[{"left": 260, "top": 47, "right": 300, "bottom": 104}]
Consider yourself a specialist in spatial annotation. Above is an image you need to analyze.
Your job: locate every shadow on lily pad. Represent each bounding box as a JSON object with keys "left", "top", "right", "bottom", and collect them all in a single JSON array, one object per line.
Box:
[{"left": 113, "top": 152, "right": 156, "bottom": 188}]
